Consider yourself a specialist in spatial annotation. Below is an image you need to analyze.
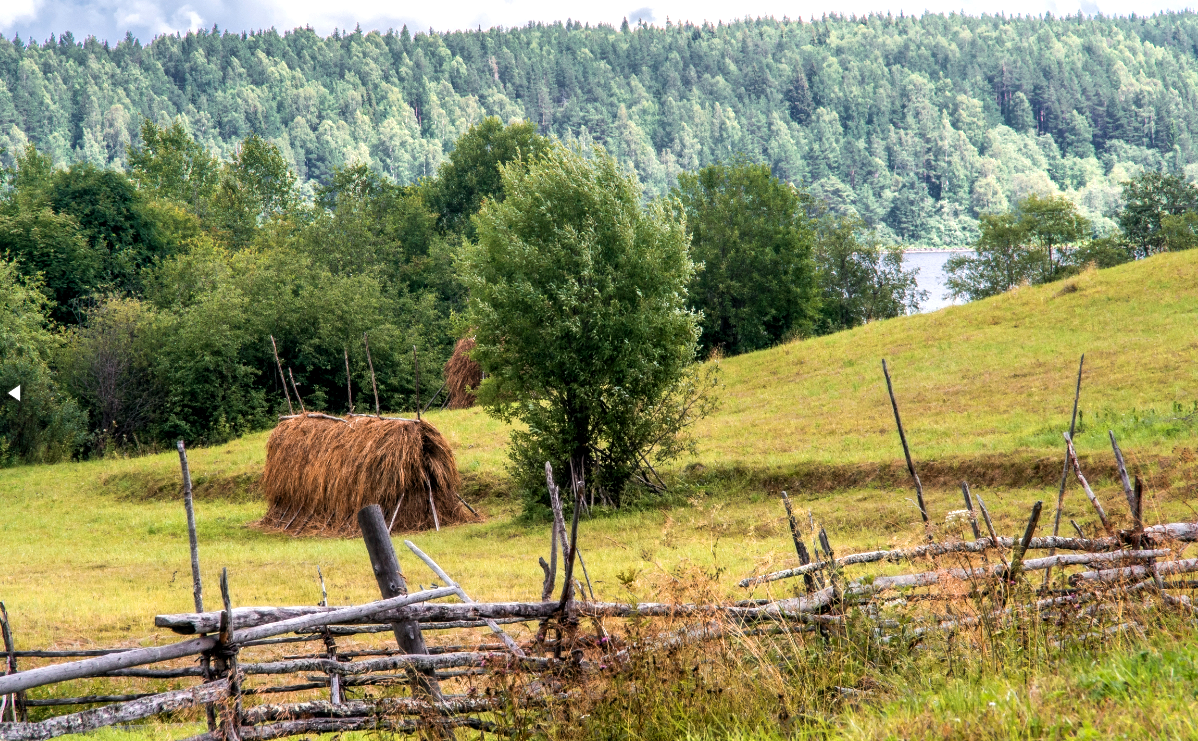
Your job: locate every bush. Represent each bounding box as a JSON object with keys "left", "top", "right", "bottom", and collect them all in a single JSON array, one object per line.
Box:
[{"left": 0, "top": 258, "right": 87, "bottom": 465}]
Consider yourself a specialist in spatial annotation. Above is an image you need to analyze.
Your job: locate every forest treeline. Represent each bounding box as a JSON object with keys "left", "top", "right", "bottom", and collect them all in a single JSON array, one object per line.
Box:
[{"left": 4, "top": 13, "right": 1198, "bottom": 243}]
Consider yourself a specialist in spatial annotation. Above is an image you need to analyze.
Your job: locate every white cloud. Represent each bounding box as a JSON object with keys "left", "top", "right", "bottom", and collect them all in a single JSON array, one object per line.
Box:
[{"left": 1, "top": 0, "right": 1195, "bottom": 44}]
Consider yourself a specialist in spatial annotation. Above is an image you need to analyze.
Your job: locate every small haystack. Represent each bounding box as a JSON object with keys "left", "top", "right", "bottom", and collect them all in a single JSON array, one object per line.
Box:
[
  {"left": 259, "top": 414, "right": 473, "bottom": 535},
  {"left": 444, "top": 337, "right": 482, "bottom": 410}
]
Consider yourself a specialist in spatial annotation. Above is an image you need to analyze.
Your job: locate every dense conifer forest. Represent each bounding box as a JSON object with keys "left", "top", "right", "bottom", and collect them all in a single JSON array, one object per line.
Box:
[{"left": 4, "top": 13, "right": 1198, "bottom": 243}]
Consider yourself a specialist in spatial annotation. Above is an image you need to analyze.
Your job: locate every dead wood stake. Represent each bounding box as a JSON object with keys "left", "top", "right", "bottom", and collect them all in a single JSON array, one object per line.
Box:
[
  {"left": 403, "top": 540, "right": 526, "bottom": 656},
  {"left": 0, "top": 603, "right": 25, "bottom": 722},
  {"left": 1064, "top": 433, "right": 1114, "bottom": 537},
  {"left": 178, "top": 439, "right": 214, "bottom": 731},
  {"left": 424, "top": 476, "right": 440, "bottom": 532},
  {"left": 1133, "top": 477, "right": 1145, "bottom": 533},
  {"left": 781, "top": 492, "right": 815, "bottom": 593},
  {"left": 269, "top": 335, "right": 293, "bottom": 415},
  {"left": 363, "top": 333, "right": 381, "bottom": 417},
  {"left": 1109, "top": 431, "right": 1136, "bottom": 519},
  {"left": 217, "top": 569, "right": 242, "bottom": 741},
  {"left": 1009, "top": 501, "right": 1044, "bottom": 581},
  {"left": 316, "top": 568, "right": 341, "bottom": 705},
  {"left": 972, "top": 490, "right": 1008, "bottom": 569},
  {"left": 882, "top": 359, "right": 930, "bottom": 534}
]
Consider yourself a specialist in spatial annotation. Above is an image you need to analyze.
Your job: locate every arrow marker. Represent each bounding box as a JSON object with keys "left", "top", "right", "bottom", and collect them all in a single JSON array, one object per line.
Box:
[{"left": 7, "top": 386, "right": 18, "bottom": 401}]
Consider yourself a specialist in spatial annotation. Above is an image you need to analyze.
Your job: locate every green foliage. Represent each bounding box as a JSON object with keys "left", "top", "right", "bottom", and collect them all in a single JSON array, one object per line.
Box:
[
  {"left": 1159, "top": 210, "right": 1198, "bottom": 252},
  {"left": 423, "top": 117, "right": 551, "bottom": 239},
  {"left": 128, "top": 119, "right": 220, "bottom": 210},
  {"left": 57, "top": 297, "right": 164, "bottom": 452},
  {"left": 0, "top": 257, "right": 87, "bottom": 465},
  {"left": 210, "top": 135, "right": 301, "bottom": 249},
  {"left": 946, "top": 195, "right": 1090, "bottom": 301},
  {"left": 462, "top": 144, "right": 714, "bottom": 507},
  {"left": 676, "top": 160, "right": 818, "bottom": 354},
  {"left": 813, "top": 216, "right": 924, "bottom": 333},
  {"left": 46, "top": 162, "right": 177, "bottom": 296},
  {"left": 1117, "top": 172, "right": 1198, "bottom": 256}
]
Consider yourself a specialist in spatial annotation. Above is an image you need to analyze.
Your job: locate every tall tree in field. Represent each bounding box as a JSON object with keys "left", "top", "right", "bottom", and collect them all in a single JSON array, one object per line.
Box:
[
  {"left": 128, "top": 120, "right": 220, "bottom": 212},
  {"left": 1117, "top": 172, "right": 1198, "bottom": 257},
  {"left": 1019, "top": 194, "right": 1090, "bottom": 278},
  {"left": 461, "top": 144, "right": 715, "bottom": 509},
  {"left": 675, "top": 160, "right": 818, "bottom": 355}
]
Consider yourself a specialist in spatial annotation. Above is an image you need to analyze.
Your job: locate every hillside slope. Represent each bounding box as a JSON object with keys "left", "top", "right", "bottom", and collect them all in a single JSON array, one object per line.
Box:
[{"left": 82, "top": 249, "right": 1198, "bottom": 498}]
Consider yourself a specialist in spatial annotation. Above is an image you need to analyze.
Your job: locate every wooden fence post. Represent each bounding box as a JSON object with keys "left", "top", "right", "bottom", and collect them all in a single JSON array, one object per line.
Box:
[
  {"left": 1045, "top": 354, "right": 1084, "bottom": 586},
  {"left": 317, "top": 568, "right": 341, "bottom": 705},
  {"left": 781, "top": 492, "right": 816, "bottom": 593},
  {"left": 356, "top": 505, "right": 443, "bottom": 702},
  {"left": 216, "top": 569, "right": 242, "bottom": 741},
  {"left": 177, "top": 440, "right": 215, "bottom": 732},
  {"left": 0, "top": 603, "right": 26, "bottom": 721}
]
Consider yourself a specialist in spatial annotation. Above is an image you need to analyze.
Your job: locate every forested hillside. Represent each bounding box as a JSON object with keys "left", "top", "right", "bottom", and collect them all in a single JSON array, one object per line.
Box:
[{"left": 4, "top": 13, "right": 1198, "bottom": 244}]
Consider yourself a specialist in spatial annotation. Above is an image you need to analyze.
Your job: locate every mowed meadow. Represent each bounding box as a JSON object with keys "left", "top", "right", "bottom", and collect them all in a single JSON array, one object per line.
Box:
[{"left": 1, "top": 249, "right": 1197, "bottom": 739}]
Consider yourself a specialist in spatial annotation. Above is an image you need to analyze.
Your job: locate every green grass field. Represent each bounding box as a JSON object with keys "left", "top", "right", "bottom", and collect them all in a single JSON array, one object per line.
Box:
[{"left": 1, "top": 251, "right": 1197, "bottom": 738}]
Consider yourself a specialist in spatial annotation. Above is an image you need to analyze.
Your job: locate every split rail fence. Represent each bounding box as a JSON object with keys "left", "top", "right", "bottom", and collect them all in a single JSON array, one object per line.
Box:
[{"left": 1, "top": 356, "right": 1196, "bottom": 740}]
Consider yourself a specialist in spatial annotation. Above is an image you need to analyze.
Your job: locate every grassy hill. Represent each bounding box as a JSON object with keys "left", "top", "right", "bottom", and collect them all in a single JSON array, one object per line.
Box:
[{"left": 2, "top": 250, "right": 1197, "bottom": 738}]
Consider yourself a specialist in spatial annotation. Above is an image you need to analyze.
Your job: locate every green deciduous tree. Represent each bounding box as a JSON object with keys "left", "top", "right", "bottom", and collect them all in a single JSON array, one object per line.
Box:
[
  {"left": 424, "top": 117, "right": 551, "bottom": 239},
  {"left": 675, "top": 160, "right": 818, "bottom": 355},
  {"left": 128, "top": 119, "right": 220, "bottom": 211},
  {"left": 945, "top": 212, "right": 1044, "bottom": 301},
  {"left": 461, "top": 144, "right": 716, "bottom": 508},
  {"left": 211, "top": 134, "right": 301, "bottom": 249},
  {"left": 814, "top": 216, "right": 925, "bottom": 333},
  {"left": 1117, "top": 172, "right": 1198, "bottom": 256}
]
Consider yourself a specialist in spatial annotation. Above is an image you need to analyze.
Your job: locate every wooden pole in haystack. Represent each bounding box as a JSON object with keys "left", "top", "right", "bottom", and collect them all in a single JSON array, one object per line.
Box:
[
  {"left": 270, "top": 336, "right": 293, "bottom": 415},
  {"left": 882, "top": 359, "right": 930, "bottom": 536},
  {"left": 356, "top": 505, "right": 443, "bottom": 702},
  {"left": 344, "top": 349, "right": 353, "bottom": 414},
  {"left": 413, "top": 346, "right": 421, "bottom": 422},
  {"left": 1045, "top": 354, "right": 1084, "bottom": 586},
  {"left": 287, "top": 369, "right": 305, "bottom": 413},
  {"left": 781, "top": 492, "right": 815, "bottom": 593},
  {"left": 363, "top": 334, "right": 381, "bottom": 417}
]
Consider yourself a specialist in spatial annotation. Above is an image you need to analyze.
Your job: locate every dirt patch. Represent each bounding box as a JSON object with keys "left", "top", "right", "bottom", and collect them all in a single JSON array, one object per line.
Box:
[
  {"left": 680, "top": 450, "right": 1198, "bottom": 497},
  {"left": 100, "top": 468, "right": 511, "bottom": 508},
  {"left": 100, "top": 469, "right": 263, "bottom": 503}
]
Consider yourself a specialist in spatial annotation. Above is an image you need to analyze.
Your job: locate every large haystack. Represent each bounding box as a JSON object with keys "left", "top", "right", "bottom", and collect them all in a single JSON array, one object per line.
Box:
[
  {"left": 259, "top": 414, "right": 473, "bottom": 535},
  {"left": 444, "top": 337, "right": 482, "bottom": 410}
]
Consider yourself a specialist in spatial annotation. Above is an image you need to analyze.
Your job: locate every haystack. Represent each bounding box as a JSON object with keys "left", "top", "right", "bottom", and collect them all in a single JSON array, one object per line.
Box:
[
  {"left": 259, "top": 414, "right": 473, "bottom": 535},
  {"left": 444, "top": 337, "right": 482, "bottom": 410}
]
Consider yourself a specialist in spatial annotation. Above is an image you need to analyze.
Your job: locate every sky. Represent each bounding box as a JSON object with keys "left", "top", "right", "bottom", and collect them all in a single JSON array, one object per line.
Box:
[{"left": 0, "top": 0, "right": 1194, "bottom": 47}]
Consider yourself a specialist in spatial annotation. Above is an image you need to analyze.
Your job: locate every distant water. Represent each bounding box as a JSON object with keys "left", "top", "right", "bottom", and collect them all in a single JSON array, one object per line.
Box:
[{"left": 903, "top": 250, "right": 969, "bottom": 313}]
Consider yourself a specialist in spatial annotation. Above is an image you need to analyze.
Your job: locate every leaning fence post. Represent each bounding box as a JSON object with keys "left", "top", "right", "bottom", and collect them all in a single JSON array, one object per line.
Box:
[
  {"left": 1045, "top": 354, "right": 1084, "bottom": 587},
  {"left": 1008, "top": 501, "right": 1044, "bottom": 582},
  {"left": 357, "top": 504, "right": 443, "bottom": 702},
  {"left": 882, "top": 359, "right": 930, "bottom": 538},
  {"left": 960, "top": 482, "right": 983, "bottom": 541}
]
